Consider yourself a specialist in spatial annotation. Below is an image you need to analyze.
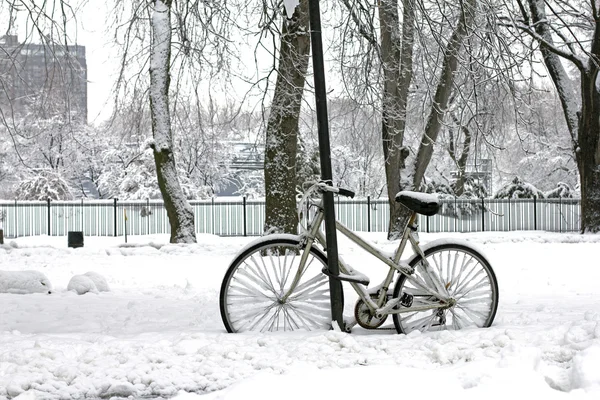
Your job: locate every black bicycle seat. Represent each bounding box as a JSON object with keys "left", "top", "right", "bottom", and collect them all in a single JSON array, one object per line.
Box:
[{"left": 395, "top": 191, "right": 440, "bottom": 216}]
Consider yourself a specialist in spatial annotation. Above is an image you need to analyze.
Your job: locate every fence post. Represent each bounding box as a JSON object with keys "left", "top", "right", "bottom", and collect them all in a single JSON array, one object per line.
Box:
[
  {"left": 14, "top": 199, "right": 17, "bottom": 238},
  {"left": 534, "top": 196, "right": 537, "bottom": 231},
  {"left": 560, "top": 197, "right": 563, "bottom": 232},
  {"left": 481, "top": 198, "right": 485, "bottom": 232},
  {"left": 367, "top": 196, "right": 371, "bottom": 232},
  {"left": 454, "top": 197, "right": 457, "bottom": 232},
  {"left": 147, "top": 198, "right": 150, "bottom": 234},
  {"left": 47, "top": 198, "right": 51, "bottom": 236},
  {"left": 243, "top": 196, "right": 247, "bottom": 237},
  {"left": 508, "top": 198, "right": 511, "bottom": 231},
  {"left": 81, "top": 198, "right": 84, "bottom": 232},
  {"left": 113, "top": 198, "right": 118, "bottom": 236},
  {"left": 212, "top": 197, "right": 215, "bottom": 235}
]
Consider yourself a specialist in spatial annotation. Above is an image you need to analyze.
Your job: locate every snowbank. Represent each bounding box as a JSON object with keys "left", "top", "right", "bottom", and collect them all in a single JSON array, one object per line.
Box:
[{"left": 0, "top": 232, "right": 599, "bottom": 399}]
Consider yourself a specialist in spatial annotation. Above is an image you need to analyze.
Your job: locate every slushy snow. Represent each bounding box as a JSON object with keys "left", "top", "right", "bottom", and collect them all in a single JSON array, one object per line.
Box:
[{"left": 0, "top": 231, "right": 599, "bottom": 399}]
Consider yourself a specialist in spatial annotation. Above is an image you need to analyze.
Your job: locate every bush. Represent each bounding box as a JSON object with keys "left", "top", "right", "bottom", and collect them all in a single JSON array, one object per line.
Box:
[
  {"left": 545, "top": 182, "right": 574, "bottom": 199},
  {"left": 15, "top": 171, "right": 73, "bottom": 200},
  {"left": 493, "top": 177, "right": 545, "bottom": 199}
]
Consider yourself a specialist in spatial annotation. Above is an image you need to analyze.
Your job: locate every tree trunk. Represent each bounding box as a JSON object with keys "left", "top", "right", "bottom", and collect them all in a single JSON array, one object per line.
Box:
[
  {"left": 448, "top": 114, "right": 472, "bottom": 196},
  {"left": 526, "top": 0, "right": 600, "bottom": 232},
  {"left": 576, "top": 69, "right": 600, "bottom": 232},
  {"left": 264, "top": 1, "right": 311, "bottom": 234},
  {"left": 149, "top": 0, "right": 196, "bottom": 243},
  {"left": 379, "top": 0, "right": 415, "bottom": 239}
]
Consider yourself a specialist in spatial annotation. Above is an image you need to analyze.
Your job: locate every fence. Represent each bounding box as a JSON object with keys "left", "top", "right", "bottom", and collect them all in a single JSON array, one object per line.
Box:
[{"left": 0, "top": 197, "right": 581, "bottom": 238}]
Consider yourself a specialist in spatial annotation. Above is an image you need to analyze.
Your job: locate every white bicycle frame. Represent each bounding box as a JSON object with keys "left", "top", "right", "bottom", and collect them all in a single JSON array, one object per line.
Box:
[{"left": 284, "top": 185, "right": 453, "bottom": 328}]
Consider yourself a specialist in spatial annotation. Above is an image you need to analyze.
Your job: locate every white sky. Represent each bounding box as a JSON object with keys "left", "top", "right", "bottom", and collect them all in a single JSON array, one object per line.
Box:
[
  {"left": 6, "top": 0, "right": 354, "bottom": 126},
  {"left": 76, "top": 4, "right": 119, "bottom": 124}
]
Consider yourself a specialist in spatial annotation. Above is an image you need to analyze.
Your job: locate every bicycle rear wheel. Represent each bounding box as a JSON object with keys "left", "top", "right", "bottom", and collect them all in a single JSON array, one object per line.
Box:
[
  {"left": 393, "top": 243, "right": 498, "bottom": 334},
  {"left": 220, "top": 238, "right": 331, "bottom": 333}
]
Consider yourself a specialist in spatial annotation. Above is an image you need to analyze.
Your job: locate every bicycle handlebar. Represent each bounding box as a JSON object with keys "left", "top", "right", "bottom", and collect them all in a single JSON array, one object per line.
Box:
[
  {"left": 315, "top": 182, "right": 355, "bottom": 198},
  {"left": 337, "top": 188, "right": 355, "bottom": 198}
]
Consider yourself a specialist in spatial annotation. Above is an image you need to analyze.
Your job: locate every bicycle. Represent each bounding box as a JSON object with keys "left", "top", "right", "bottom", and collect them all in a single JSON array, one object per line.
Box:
[{"left": 219, "top": 182, "right": 499, "bottom": 334}]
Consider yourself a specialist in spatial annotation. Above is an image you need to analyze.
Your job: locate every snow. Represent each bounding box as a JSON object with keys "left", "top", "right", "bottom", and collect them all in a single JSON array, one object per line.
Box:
[
  {"left": 396, "top": 190, "right": 440, "bottom": 204},
  {"left": 1, "top": 231, "right": 600, "bottom": 399},
  {"left": 283, "top": 0, "right": 300, "bottom": 18},
  {"left": 0, "top": 270, "right": 52, "bottom": 294},
  {"left": 67, "top": 275, "right": 99, "bottom": 295},
  {"left": 83, "top": 271, "right": 110, "bottom": 292}
]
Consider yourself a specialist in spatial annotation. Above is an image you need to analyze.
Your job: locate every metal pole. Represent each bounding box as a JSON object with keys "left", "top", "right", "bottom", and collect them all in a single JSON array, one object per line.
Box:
[
  {"left": 367, "top": 196, "right": 371, "bottom": 233},
  {"left": 481, "top": 198, "right": 485, "bottom": 232},
  {"left": 81, "top": 198, "right": 84, "bottom": 232},
  {"left": 243, "top": 196, "right": 247, "bottom": 237},
  {"left": 113, "top": 199, "right": 118, "bottom": 236},
  {"left": 534, "top": 196, "right": 537, "bottom": 231},
  {"left": 47, "top": 198, "right": 51, "bottom": 236},
  {"left": 308, "top": 0, "right": 345, "bottom": 331}
]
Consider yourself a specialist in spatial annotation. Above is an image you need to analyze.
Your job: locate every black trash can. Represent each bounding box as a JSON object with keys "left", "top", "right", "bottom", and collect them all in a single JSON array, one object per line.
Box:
[{"left": 68, "top": 231, "right": 84, "bottom": 248}]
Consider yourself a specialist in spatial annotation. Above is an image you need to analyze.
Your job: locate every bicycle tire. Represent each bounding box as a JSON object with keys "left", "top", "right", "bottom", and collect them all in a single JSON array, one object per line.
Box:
[
  {"left": 392, "top": 243, "right": 499, "bottom": 334},
  {"left": 220, "top": 237, "right": 331, "bottom": 333}
]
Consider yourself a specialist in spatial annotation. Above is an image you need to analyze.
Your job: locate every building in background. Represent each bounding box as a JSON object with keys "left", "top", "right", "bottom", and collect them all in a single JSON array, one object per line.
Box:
[{"left": 0, "top": 35, "right": 87, "bottom": 122}]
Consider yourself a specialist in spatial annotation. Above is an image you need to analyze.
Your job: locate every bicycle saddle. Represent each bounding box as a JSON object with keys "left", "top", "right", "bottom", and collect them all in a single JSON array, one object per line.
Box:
[{"left": 395, "top": 191, "right": 440, "bottom": 216}]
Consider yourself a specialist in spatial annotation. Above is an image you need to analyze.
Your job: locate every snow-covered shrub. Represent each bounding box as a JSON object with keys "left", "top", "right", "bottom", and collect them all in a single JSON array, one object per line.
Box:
[
  {"left": 494, "top": 177, "right": 545, "bottom": 199},
  {"left": 14, "top": 170, "right": 73, "bottom": 200},
  {"left": 67, "top": 275, "right": 99, "bottom": 295},
  {"left": 84, "top": 271, "right": 110, "bottom": 292},
  {"left": 98, "top": 147, "right": 162, "bottom": 200},
  {"left": 456, "top": 176, "right": 488, "bottom": 199},
  {"left": 545, "top": 182, "right": 574, "bottom": 199},
  {"left": 422, "top": 179, "right": 454, "bottom": 197},
  {"left": 67, "top": 272, "right": 110, "bottom": 294},
  {"left": 0, "top": 270, "right": 53, "bottom": 294}
]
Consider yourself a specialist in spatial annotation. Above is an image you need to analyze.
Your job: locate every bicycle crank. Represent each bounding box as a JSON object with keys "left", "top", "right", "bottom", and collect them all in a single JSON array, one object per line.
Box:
[{"left": 354, "top": 294, "right": 387, "bottom": 329}]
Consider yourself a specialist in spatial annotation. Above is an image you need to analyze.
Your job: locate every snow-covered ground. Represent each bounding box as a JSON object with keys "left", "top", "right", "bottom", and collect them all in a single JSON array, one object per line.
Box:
[{"left": 1, "top": 231, "right": 599, "bottom": 399}]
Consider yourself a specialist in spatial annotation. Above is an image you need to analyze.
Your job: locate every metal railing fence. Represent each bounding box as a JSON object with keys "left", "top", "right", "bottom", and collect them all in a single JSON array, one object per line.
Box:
[{"left": 0, "top": 197, "right": 580, "bottom": 238}]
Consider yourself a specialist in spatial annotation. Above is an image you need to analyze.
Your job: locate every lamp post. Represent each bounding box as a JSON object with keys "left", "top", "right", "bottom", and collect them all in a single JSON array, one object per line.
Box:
[{"left": 306, "top": 0, "right": 345, "bottom": 331}]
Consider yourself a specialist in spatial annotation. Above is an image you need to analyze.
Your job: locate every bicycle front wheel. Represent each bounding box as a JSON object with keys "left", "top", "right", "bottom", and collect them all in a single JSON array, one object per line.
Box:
[
  {"left": 393, "top": 243, "right": 499, "bottom": 334},
  {"left": 220, "top": 238, "right": 331, "bottom": 333}
]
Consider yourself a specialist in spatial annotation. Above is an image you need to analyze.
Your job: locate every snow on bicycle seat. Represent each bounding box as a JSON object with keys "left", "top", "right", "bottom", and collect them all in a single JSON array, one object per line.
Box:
[{"left": 395, "top": 191, "right": 440, "bottom": 216}]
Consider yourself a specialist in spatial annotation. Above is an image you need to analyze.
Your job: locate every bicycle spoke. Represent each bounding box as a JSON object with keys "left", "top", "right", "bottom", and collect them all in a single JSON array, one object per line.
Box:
[
  {"left": 222, "top": 241, "right": 332, "bottom": 333},
  {"left": 394, "top": 245, "right": 498, "bottom": 334}
]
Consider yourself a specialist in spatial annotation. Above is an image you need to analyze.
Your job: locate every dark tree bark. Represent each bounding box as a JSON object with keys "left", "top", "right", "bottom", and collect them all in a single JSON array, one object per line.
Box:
[
  {"left": 264, "top": 0, "right": 311, "bottom": 234},
  {"left": 525, "top": 0, "right": 600, "bottom": 232},
  {"left": 379, "top": 0, "right": 415, "bottom": 238},
  {"left": 149, "top": 0, "right": 196, "bottom": 243}
]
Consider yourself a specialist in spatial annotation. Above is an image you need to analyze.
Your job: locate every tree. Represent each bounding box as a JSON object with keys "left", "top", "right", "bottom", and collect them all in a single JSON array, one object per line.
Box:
[
  {"left": 505, "top": 0, "right": 600, "bottom": 232},
  {"left": 263, "top": 0, "right": 311, "bottom": 234},
  {"left": 344, "top": 0, "right": 477, "bottom": 239},
  {"left": 377, "top": 0, "right": 415, "bottom": 238},
  {"left": 144, "top": 0, "right": 195, "bottom": 243}
]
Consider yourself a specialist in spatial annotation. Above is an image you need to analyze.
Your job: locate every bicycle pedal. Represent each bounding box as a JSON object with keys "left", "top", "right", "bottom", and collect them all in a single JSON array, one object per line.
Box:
[{"left": 400, "top": 292, "right": 413, "bottom": 307}]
